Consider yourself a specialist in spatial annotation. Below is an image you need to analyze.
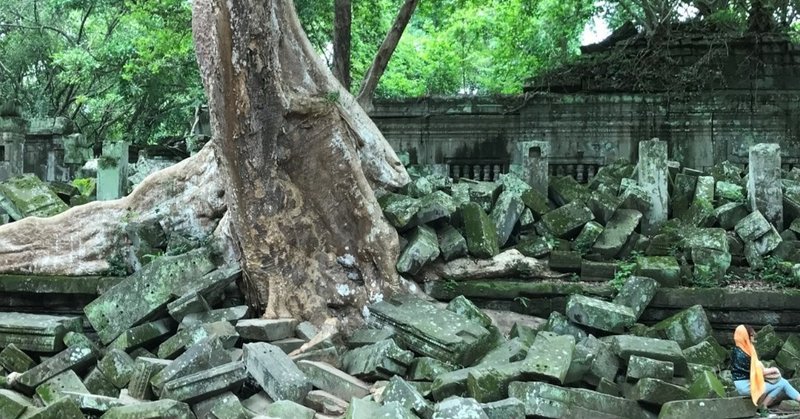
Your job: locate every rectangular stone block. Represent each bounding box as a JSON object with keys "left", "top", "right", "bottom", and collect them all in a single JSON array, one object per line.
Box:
[
  {"left": 634, "top": 256, "right": 681, "bottom": 287},
  {"left": 342, "top": 339, "right": 414, "bottom": 380},
  {"left": 158, "top": 321, "right": 239, "bottom": 359},
  {"left": 602, "top": 335, "right": 687, "bottom": 376},
  {"left": 508, "top": 381, "right": 648, "bottom": 419},
  {"left": 244, "top": 342, "right": 311, "bottom": 404},
  {"left": 109, "top": 318, "right": 175, "bottom": 352},
  {"left": 84, "top": 249, "right": 217, "bottom": 344},
  {"left": 566, "top": 295, "right": 635, "bottom": 333},
  {"left": 0, "top": 313, "right": 81, "bottom": 353},
  {"left": 160, "top": 361, "right": 247, "bottom": 403},
  {"left": 101, "top": 399, "right": 195, "bottom": 419},
  {"left": 0, "top": 344, "right": 35, "bottom": 373},
  {"left": 541, "top": 201, "right": 595, "bottom": 238},
  {"left": 368, "top": 295, "right": 494, "bottom": 366},
  {"left": 167, "top": 291, "right": 211, "bottom": 322},
  {"left": 127, "top": 357, "right": 169, "bottom": 400},
  {"left": 626, "top": 355, "right": 674, "bottom": 381},
  {"left": 235, "top": 318, "right": 297, "bottom": 342},
  {"left": 35, "top": 370, "right": 88, "bottom": 405},
  {"left": 150, "top": 337, "right": 230, "bottom": 394},
  {"left": 296, "top": 360, "right": 370, "bottom": 401},
  {"left": 14, "top": 345, "right": 95, "bottom": 394},
  {"left": 629, "top": 377, "right": 689, "bottom": 406},
  {"left": 658, "top": 397, "right": 756, "bottom": 418},
  {"left": 179, "top": 306, "right": 249, "bottom": 330},
  {"left": 61, "top": 392, "right": 133, "bottom": 414},
  {"left": 612, "top": 276, "right": 659, "bottom": 321}
]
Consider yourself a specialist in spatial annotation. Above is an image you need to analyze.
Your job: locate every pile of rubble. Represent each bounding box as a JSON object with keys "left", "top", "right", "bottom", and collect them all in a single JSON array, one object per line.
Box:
[{"left": 0, "top": 243, "right": 790, "bottom": 418}]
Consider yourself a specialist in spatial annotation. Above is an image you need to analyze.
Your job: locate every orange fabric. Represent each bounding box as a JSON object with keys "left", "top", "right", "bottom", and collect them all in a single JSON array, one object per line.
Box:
[{"left": 735, "top": 325, "right": 765, "bottom": 405}]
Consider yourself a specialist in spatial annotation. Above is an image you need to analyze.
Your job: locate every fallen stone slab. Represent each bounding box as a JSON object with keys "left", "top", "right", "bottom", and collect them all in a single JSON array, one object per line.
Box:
[
  {"left": 127, "top": 357, "right": 170, "bottom": 400},
  {"left": 648, "top": 305, "right": 713, "bottom": 349},
  {"left": 715, "top": 203, "right": 749, "bottom": 230},
  {"left": 735, "top": 210, "right": 772, "bottom": 242},
  {"left": 432, "top": 397, "right": 488, "bottom": 419},
  {"left": 35, "top": 370, "right": 88, "bottom": 405},
  {"left": 296, "top": 360, "right": 370, "bottom": 401},
  {"left": 159, "top": 321, "right": 239, "bottom": 359},
  {"left": 378, "top": 192, "right": 420, "bottom": 229},
  {"left": 543, "top": 311, "right": 587, "bottom": 342},
  {"left": 490, "top": 190, "right": 524, "bottom": 247},
  {"left": 434, "top": 249, "right": 561, "bottom": 281},
  {"left": 84, "top": 367, "right": 120, "bottom": 398},
  {"left": 100, "top": 399, "right": 195, "bottom": 419},
  {"left": 626, "top": 355, "right": 674, "bottom": 381},
  {"left": 683, "top": 339, "right": 725, "bottom": 367},
  {"left": 541, "top": 201, "right": 595, "bottom": 238},
  {"left": 160, "top": 361, "right": 247, "bottom": 403},
  {"left": 342, "top": 339, "right": 414, "bottom": 380},
  {"left": 383, "top": 376, "right": 433, "bottom": 419},
  {"left": 304, "top": 390, "right": 348, "bottom": 416},
  {"left": 109, "top": 318, "right": 175, "bottom": 352},
  {"left": 397, "top": 225, "right": 441, "bottom": 275},
  {"left": 368, "top": 295, "right": 495, "bottom": 366},
  {"left": 0, "top": 389, "right": 36, "bottom": 418},
  {"left": 462, "top": 202, "right": 500, "bottom": 258},
  {"left": 26, "top": 395, "right": 83, "bottom": 419},
  {"left": 413, "top": 190, "right": 457, "bottom": 226},
  {"left": 14, "top": 344, "right": 95, "bottom": 394},
  {"left": 508, "top": 381, "right": 648, "bottom": 419},
  {"left": 612, "top": 276, "right": 659, "bottom": 321},
  {"left": 687, "top": 369, "right": 726, "bottom": 399},
  {"left": 438, "top": 225, "right": 468, "bottom": 261},
  {"left": 150, "top": 337, "right": 230, "bottom": 394},
  {"left": 346, "top": 329, "right": 395, "bottom": 349},
  {"left": 192, "top": 391, "right": 247, "bottom": 419},
  {"left": 755, "top": 324, "right": 784, "bottom": 360},
  {"left": 573, "top": 221, "right": 604, "bottom": 254},
  {"left": 480, "top": 398, "right": 525, "bottom": 419},
  {"left": 0, "top": 174, "right": 69, "bottom": 220},
  {"left": 84, "top": 249, "right": 217, "bottom": 344},
  {"left": 629, "top": 377, "right": 689, "bottom": 406},
  {"left": 167, "top": 291, "right": 211, "bottom": 322},
  {"left": 263, "top": 399, "right": 315, "bottom": 419},
  {"left": 658, "top": 397, "right": 756, "bottom": 419},
  {"left": 98, "top": 349, "right": 136, "bottom": 389},
  {"left": 235, "top": 318, "right": 297, "bottom": 342},
  {"left": 244, "top": 342, "right": 311, "bottom": 404},
  {"left": 591, "top": 209, "right": 642, "bottom": 258},
  {"left": 476, "top": 337, "right": 529, "bottom": 367},
  {"left": 0, "top": 344, "right": 35, "bottom": 373},
  {"left": 602, "top": 335, "right": 688, "bottom": 376},
  {"left": 575, "top": 336, "right": 619, "bottom": 386},
  {"left": 408, "top": 357, "right": 455, "bottom": 381},
  {"left": 61, "top": 392, "right": 133, "bottom": 414},
  {"left": 179, "top": 306, "right": 249, "bottom": 330},
  {"left": 0, "top": 312, "right": 82, "bottom": 353},
  {"left": 565, "top": 295, "right": 636, "bottom": 333}
]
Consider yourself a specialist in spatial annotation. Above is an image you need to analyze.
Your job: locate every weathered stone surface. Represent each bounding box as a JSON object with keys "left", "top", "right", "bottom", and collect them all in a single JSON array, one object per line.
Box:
[
  {"left": 447, "top": 295, "right": 493, "bottom": 327},
  {"left": 687, "top": 370, "right": 725, "bottom": 399},
  {"left": 776, "top": 334, "right": 800, "bottom": 374},
  {"left": 630, "top": 377, "right": 689, "bottom": 406},
  {"left": 127, "top": 357, "right": 169, "bottom": 400},
  {"left": 342, "top": 339, "right": 414, "bottom": 380},
  {"left": 541, "top": 201, "right": 595, "bottom": 238},
  {"left": 101, "top": 399, "right": 195, "bottom": 418},
  {"left": 397, "top": 226, "right": 441, "bottom": 275},
  {"left": 462, "top": 202, "right": 500, "bottom": 258},
  {"left": 481, "top": 397, "right": 525, "bottom": 419},
  {"left": 438, "top": 225, "right": 468, "bottom": 261},
  {"left": 27, "top": 396, "right": 83, "bottom": 419},
  {"left": 432, "top": 397, "right": 488, "bottom": 419},
  {"left": 190, "top": 391, "right": 246, "bottom": 419},
  {"left": 98, "top": 349, "right": 136, "bottom": 389},
  {"left": 748, "top": 143, "right": 783, "bottom": 231},
  {"left": 755, "top": 324, "right": 784, "bottom": 360},
  {"left": 180, "top": 306, "right": 249, "bottom": 330},
  {"left": 550, "top": 176, "right": 590, "bottom": 206},
  {"left": 735, "top": 210, "right": 772, "bottom": 242},
  {"left": 490, "top": 190, "right": 524, "bottom": 247},
  {"left": 160, "top": 361, "right": 246, "bottom": 403},
  {"left": 15, "top": 344, "right": 95, "bottom": 394},
  {"left": 714, "top": 202, "right": 749, "bottom": 230},
  {"left": 626, "top": 355, "right": 674, "bottom": 381},
  {"left": 150, "top": 337, "right": 229, "bottom": 393},
  {"left": 573, "top": 221, "right": 603, "bottom": 254},
  {"left": 167, "top": 291, "right": 211, "bottom": 322},
  {"left": 61, "top": 392, "right": 133, "bottom": 414},
  {"left": 566, "top": 295, "right": 636, "bottom": 333},
  {"left": 658, "top": 397, "right": 756, "bottom": 419},
  {"left": 550, "top": 250, "right": 582, "bottom": 272},
  {"left": 378, "top": 192, "right": 420, "bottom": 229},
  {"left": 591, "top": 209, "right": 642, "bottom": 258},
  {"left": 159, "top": 321, "right": 239, "bottom": 359},
  {"left": 383, "top": 376, "right": 433, "bottom": 419},
  {"left": 84, "top": 367, "right": 120, "bottom": 398},
  {"left": 0, "top": 174, "right": 69, "bottom": 220},
  {"left": 649, "top": 305, "right": 713, "bottom": 349},
  {"left": 520, "top": 187, "right": 550, "bottom": 218},
  {"left": 0, "top": 389, "right": 34, "bottom": 418},
  {"left": 672, "top": 173, "right": 697, "bottom": 219},
  {"left": 612, "top": 276, "right": 659, "bottom": 320},
  {"left": 368, "top": 295, "right": 495, "bottom": 366},
  {"left": 108, "top": 318, "right": 175, "bottom": 352},
  {"left": 414, "top": 190, "right": 457, "bottom": 226},
  {"left": 638, "top": 139, "right": 668, "bottom": 235},
  {"left": 580, "top": 259, "right": 617, "bottom": 282},
  {"left": 508, "top": 381, "right": 648, "bottom": 419},
  {"left": 243, "top": 342, "right": 310, "bottom": 404},
  {"left": 263, "top": 399, "right": 315, "bottom": 419},
  {"left": 603, "top": 335, "right": 687, "bottom": 375},
  {"left": 35, "top": 370, "right": 88, "bottom": 405},
  {"left": 543, "top": 311, "right": 587, "bottom": 342},
  {"left": 84, "top": 249, "right": 217, "bottom": 344},
  {"left": 408, "top": 357, "right": 455, "bottom": 381},
  {"left": 0, "top": 344, "right": 35, "bottom": 373},
  {"left": 683, "top": 340, "right": 725, "bottom": 367},
  {"left": 296, "top": 360, "right": 370, "bottom": 401},
  {"left": 235, "top": 318, "right": 297, "bottom": 342},
  {"left": 0, "top": 313, "right": 81, "bottom": 353},
  {"left": 346, "top": 328, "right": 395, "bottom": 349},
  {"left": 579, "top": 336, "right": 619, "bottom": 386}
]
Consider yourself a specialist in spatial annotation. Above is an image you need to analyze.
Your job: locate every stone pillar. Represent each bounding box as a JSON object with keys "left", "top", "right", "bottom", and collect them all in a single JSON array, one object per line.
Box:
[
  {"left": 638, "top": 138, "right": 668, "bottom": 236},
  {"left": 97, "top": 141, "right": 130, "bottom": 201},
  {"left": 516, "top": 140, "right": 549, "bottom": 196},
  {"left": 0, "top": 117, "right": 26, "bottom": 182},
  {"left": 748, "top": 143, "right": 783, "bottom": 230}
]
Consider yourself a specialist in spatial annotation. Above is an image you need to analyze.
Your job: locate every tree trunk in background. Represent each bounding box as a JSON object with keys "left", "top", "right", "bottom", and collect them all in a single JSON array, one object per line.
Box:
[
  {"left": 192, "top": 0, "right": 409, "bottom": 325},
  {"left": 356, "top": 0, "right": 419, "bottom": 112},
  {"left": 333, "top": 0, "right": 352, "bottom": 90}
]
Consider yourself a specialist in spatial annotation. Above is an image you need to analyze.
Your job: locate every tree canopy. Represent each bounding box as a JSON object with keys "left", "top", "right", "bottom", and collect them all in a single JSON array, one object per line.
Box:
[{"left": 1, "top": 0, "right": 799, "bottom": 146}]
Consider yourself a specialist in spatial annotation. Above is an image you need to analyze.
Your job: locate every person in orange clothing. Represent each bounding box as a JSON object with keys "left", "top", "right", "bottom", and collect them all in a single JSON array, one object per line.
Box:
[{"left": 731, "top": 325, "right": 800, "bottom": 407}]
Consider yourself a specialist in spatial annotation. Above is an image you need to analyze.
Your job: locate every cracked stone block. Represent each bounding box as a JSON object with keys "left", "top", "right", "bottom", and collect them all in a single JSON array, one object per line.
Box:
[{"left": 243, "top": 342, "right": 311, "bottom": 404}]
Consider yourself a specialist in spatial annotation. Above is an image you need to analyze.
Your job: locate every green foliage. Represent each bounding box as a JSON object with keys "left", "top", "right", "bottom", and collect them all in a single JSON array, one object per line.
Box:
[
  {"left": 611, "top": 252, "right": 641, "bottom": 292},
  {"left": 689, "top": 265, "right": 722, "bottom": 288},
  {"left": 754, "top": 256, "right": 798, "bottom": 288},
  {"left": 71, "top": 177, "right": 96, "bottom": 196}
]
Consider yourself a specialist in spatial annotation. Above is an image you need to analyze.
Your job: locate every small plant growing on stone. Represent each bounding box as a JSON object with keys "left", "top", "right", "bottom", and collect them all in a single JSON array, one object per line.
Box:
[{"left": 611, "top": 252, "right": 641, "bottom": 292}]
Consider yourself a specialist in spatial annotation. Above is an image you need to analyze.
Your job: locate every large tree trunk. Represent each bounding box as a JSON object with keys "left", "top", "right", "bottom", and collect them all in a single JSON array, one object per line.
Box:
[
  {"left": 332, "top": 0, "right": 352, "bottom": 90},
  {"left": 192, "top": 0, "right": 409, "bottom": 325},
  {"left": 356, "top": 0, "right": 419, "bottom": 112}
]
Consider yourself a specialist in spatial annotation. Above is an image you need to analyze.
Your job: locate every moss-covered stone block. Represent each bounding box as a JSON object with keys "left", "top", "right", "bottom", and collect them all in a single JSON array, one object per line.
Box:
[
  {"left": 565, "top": 295, "right": 636, "bottom": 333},
  {"left": 397, "top": 226, "right": 440, "bottom": 275},
  {"left": 649, "top": 305, "right": 713, "bottom": 349},
  {"left": 541, "top": 201, "right": 595, "bottom": 238},
  {"left": 462, "top": 202, "right": 500, "bottom": 258},
  {"left": 687, "top": 369, "right": 725, "bottom": 399},
  {"left": 573, "top": 221, "right": 603, "bottom": 254},
  {"left": 0, "top": 174, "right": 68, "bottom": 220}
]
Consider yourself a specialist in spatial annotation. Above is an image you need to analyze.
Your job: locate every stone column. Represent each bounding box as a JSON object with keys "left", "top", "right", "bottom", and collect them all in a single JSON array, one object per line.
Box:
[
  {"left": 0, "top": 117, "right": 26, "bottom": 182},
  {"left": 516, "top": 140, "right": 549, "bottom": 196},
  {"left": 748, "top": 143, "right": 783, "bottom": 230},
  {"left": 637, "top": 138, "right": 668, "bottom": 236},
  {"left": 97, "top": 141, "right": 130, "bottom": 201}
]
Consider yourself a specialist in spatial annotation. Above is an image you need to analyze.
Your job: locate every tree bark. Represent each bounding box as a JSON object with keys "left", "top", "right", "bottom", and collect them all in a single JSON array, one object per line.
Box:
[
  {"left": 332, "top": 0, "right": 352, "bottom": 90},
  {"left": 356, "top": 0, "right": 419, "bottom": 113},
  {"left": 192, "top": 0, "right": 409, "bottom": 324}
]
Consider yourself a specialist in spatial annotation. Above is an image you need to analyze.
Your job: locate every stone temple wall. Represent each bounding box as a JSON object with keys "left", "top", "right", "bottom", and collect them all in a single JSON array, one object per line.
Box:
[{"left": 370, "top": 90, "right": 800, "bottom": 182}]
